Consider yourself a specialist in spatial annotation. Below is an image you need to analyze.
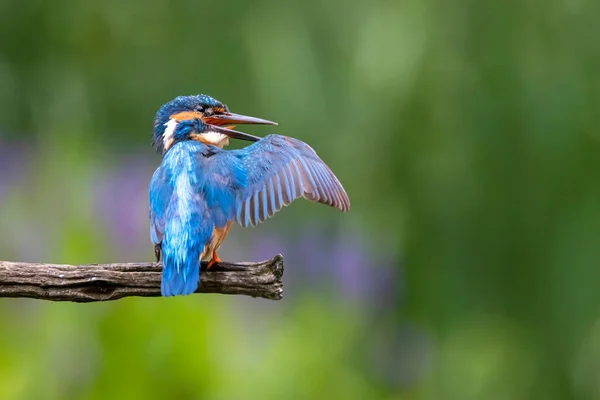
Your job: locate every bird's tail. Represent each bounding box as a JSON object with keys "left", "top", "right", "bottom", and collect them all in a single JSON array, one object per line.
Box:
[{"left": 160, "top": 219, "right": 208, "bottom": 297}]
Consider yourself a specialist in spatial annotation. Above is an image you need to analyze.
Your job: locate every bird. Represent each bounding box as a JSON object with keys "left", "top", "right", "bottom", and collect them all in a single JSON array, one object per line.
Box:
[{"left": 149, "top": 94, "right": 350, "bottom": 296}]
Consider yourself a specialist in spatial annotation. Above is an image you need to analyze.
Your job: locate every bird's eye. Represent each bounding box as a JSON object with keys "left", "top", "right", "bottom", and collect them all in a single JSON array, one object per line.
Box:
[{"left": 194, "top": 105, "right": 204, "bottom": 113}]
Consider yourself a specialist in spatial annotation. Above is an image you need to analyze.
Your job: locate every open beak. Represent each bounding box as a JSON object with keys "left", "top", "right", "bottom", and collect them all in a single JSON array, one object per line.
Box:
[{"left": 202, "top": 112, "right": 277, "bottom": 142}]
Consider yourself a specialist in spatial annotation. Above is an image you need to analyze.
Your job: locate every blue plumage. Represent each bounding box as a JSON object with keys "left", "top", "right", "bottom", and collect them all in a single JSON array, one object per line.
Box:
[
  {"left": 149, "top": 141, "right": 246, "bottom": 296},
  {"left": 149, "top": 94, "right": 350, "bottom": 297}
]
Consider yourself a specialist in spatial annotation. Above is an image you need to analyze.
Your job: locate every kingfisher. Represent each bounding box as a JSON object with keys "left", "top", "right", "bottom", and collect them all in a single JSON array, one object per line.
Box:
[{"left": 149, "top": 94, "right": 350, "bottom": 296}]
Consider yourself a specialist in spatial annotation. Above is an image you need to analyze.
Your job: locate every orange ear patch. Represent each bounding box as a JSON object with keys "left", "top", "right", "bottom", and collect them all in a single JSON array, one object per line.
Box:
[{"left": 170, "top": 111, "right": 203, "bottom": 121}]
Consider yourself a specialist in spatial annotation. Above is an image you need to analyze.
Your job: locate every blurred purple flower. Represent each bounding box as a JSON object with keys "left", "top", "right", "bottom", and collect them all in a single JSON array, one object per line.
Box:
[
  {"left": 250, "top": 235, "right": 288, "bottom": 262},
  {"left": 249, "top": 226, "right": 400, "bottom": 309},
  {"left": 0, "top": 139, "right": 29, "bottom": 204},
  {"left": 330, "top": 234, "right": 372, "bottom": 299},
  {"left": 92, "top": 153, "right": 153, "bottom": 259},
  {"left": 0, "top": 139, "right": 44, "bottom": 261}
]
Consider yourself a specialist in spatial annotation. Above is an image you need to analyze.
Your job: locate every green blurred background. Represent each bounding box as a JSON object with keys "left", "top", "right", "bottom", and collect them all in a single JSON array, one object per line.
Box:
[{"left": 1, "top": 0, "right": 600, "bottom": 398}]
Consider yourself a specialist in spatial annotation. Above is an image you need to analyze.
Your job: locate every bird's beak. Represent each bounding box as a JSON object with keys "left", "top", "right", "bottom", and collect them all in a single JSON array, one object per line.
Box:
[
  {"left": 204, "top": 112, "right": 278, "bottom": 127},
  {"left": 202, "top": 112, "right": 277, "bottom": 142}
]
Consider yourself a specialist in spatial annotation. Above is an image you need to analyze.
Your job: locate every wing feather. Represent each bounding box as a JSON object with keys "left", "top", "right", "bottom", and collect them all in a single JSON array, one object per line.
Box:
[
  {"left": 259, "top": 187, "right": 267, "bottom": 221},
  {"left": 280, "top": 167, "right": 292, "bottom": 205},
  {"left": 318, "top": 162, "right": 340, "bottom": 207},
  {"left": 243, "top": 198, "right": 251, "bottom": 227},
  {"left": 267, "top": 178, "right": 277, "bottom": 217},
  {"left": 285, "top": 164, "right": 297, "bottom": 200},
  {"left": 274, "top": 173, "right": 284, "bottom": 209},
  {"left": 304, "top": 160, "right": 326, "bottom": 203},
  {"left": 232, "top": 134, "right": 350, "bottom": 227}
]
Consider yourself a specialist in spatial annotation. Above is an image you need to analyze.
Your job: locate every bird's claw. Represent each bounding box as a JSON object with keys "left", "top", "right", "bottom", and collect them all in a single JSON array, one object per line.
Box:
[{"left": 206, "top": 251, "right": 222, "bottom": 270}]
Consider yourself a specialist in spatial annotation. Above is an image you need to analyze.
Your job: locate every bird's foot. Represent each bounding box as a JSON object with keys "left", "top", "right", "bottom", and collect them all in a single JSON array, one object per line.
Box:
[{"left": 206, "top": 251, "right": 222, "bottom": 270}]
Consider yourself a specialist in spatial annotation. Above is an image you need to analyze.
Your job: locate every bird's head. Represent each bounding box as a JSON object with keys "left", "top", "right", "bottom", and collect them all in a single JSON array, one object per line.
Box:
[{"left": 152, "top": 94, "right": 277, "bottom": 153}]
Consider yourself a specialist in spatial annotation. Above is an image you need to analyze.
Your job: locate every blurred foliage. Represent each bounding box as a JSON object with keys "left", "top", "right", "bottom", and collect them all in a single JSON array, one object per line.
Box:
[{"left": 1, "top": 0, "right": 600, "bottom": 398}]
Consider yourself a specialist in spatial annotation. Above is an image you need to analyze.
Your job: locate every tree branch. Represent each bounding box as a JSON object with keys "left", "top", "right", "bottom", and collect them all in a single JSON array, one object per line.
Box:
[{"left": 0, "top": 256, "right": 284, "bottom": 302}]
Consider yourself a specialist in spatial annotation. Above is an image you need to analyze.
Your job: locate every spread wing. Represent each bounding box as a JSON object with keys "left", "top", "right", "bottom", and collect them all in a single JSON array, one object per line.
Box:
[{"left": 231, "top": 134, "right": 350, "bottom": 227}]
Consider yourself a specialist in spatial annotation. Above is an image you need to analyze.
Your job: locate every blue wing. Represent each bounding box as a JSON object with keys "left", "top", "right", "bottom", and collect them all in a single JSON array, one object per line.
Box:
[
  {"left": 229, "top": 134, "right": 350, "bottom": 227},
  {"left": 199, "top": 148, "right": 246, "bottom": 227}
]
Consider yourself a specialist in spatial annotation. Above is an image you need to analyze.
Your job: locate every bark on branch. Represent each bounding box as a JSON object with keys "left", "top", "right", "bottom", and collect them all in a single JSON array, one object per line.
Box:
[{"left": 0, "top": 256, "right": 284, "bottom": 302}]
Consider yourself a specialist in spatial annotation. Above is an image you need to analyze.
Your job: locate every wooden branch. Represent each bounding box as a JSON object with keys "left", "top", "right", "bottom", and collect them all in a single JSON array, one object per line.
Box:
[{"left": 0, "top": 255, "right": 284, "bottom": 302}]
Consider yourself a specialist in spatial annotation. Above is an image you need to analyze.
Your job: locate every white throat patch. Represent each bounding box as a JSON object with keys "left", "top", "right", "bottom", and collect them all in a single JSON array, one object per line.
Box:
[
  {"left": 199, "top": 130, "right": 230, "bottom": 148},
  {"left": 163, "top": 119, "right": 178, "bottom": 150}
]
